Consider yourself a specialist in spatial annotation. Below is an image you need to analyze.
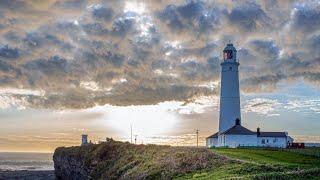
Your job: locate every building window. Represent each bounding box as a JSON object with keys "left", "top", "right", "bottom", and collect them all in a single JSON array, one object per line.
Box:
[
  {"left": 262, "top": 139, "right": 265, "bottom": 144},
  {"left": 229, "top": 67, "right": 232, "bottom": 71},
  {"left": 273, "top": 138, "right": 277, "bottom": 143},
  {"left": 267, "top": 139, "right": 269, "bottom": 143},
  {"left": 224, "top": 50, "right": 233, "bottom": 60}
]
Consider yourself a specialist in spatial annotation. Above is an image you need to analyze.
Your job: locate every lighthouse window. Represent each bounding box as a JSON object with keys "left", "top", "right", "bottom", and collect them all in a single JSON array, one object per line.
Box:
[
  {"left": 229, "top": 67, "right": 232, "bottom": 71},
  {"left": 224, "top": 50, "right": 233, "bottom": 60}
]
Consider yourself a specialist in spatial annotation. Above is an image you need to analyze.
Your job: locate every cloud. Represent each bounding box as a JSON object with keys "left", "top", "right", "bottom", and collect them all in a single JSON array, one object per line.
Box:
[
  {"left": 241, "top": 73, "right": 286, "bottom": 92},
  {"left": 176, "top": 95, "right": 219, "bottom": 114},
  {"left": 0, "top": 0, "right": 26, "bottom": 10},
  {"left": 157, "top": 1, "right": 225, "bottom": 35},
  {"left": 0, "top": 45, "right": 19, "bottom": 59},
  {"left": 0, "top": 0, "right": 319, "bottom": 109},
  {"left": 91, "top": 5, "right": 113, "bottom": 21},
  {"left": 290, "top": 2, "right": 320, "bottom": 33},
  {"left": 249, "top": 40, "right": 280, "bottom": 59},
  {"left": 243, "top": 98, "right": 281, "bottom": 116},
  {"left": 23, "top": 56, "right": 69, "bottom": 75},
  {"left": 0, "top": 88, "right": 44, "bottom": 109},
  {"left": 112, "top": 12, "right": 137, "bottom": 35},
  {"left": 54, "top": 0, "right": 87, "bottom": 9},
  {"left": 228, "top": 2, "right": 271, "bottom": 32},
  {"left": 284, "top": 99, "right": 320, "bottom": 114}
]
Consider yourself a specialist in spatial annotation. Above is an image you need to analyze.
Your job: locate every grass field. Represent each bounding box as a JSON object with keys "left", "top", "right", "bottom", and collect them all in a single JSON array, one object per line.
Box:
[
  {"left": 175, "top": 148, "right": 320, "bottom": 179},
  {"left": 285, "top": 148, "right": 320, "bottom": 157}
]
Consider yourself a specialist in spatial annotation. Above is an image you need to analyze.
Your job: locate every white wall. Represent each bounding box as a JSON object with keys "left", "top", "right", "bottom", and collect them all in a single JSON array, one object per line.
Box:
[
  {"left": 257, "top": 137, "right": 287, "bottom": 148},
  {"left": 219, "top": 61, "right": 241, "bottom": 133},
  {"left": 225, "top": 135, "right": 257, "bottom": 148},
  {"left": 208, "top": 135, "right": 291, "bottom": 148},
  {"left": 206, "top": 138, "right": 218, "bottom": 148},
  {"left": 216, "top": 134, "right": 257, "bottom": 148}
]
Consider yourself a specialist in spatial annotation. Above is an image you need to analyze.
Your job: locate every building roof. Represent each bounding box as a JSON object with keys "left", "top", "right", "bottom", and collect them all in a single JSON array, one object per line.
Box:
[
  {"left": 221, "top": 124, "right": 256, "bottom": 135},
  {"left": 224, "top": 43, "right": 237, "bottom": 51},
  {"left": 206, "top": 132, "right": 218, "bottom": 139},
  {"left": 206, "top": 125, "right": 289, "bottom": 138},
  {"left": 258, "top": 132, "right": 287, "bottom": 137}
]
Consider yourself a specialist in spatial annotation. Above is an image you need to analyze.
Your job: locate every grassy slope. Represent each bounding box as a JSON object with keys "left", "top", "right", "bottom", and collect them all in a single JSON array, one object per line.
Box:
[
  {"left": 54, "top": 140, "right": 231, "bottom": 179},
  {"left": 175, "top": 148, "right": 320, "bottom": 179}
]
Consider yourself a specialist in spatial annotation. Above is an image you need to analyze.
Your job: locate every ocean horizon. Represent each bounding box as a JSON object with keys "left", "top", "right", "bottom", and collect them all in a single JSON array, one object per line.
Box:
[{"left": 0, "top": 152, "right": 53, "bottom": 171}]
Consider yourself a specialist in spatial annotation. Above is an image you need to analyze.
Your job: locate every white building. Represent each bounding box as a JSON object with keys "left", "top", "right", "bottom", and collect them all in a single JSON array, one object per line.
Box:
[
  {"left": 81, "top": 134, "right": 88, "bottom": 146},
  {"left": 206, "top": 44, "right": 293, "bottom": 148}
]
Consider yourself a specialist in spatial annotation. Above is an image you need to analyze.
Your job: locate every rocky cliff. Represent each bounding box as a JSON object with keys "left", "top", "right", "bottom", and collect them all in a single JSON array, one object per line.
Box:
[{"left": 53, "top": 139, "right": 230, "bottom": 180}]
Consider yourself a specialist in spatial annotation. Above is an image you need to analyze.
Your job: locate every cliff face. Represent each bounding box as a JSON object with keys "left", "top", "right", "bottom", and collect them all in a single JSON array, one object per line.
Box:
[
  {"left": 53, "top": 148, "right": 91, "bottom": 180},
  {"left": 53, "top": 139, "right": 230, "bottom": 180}
]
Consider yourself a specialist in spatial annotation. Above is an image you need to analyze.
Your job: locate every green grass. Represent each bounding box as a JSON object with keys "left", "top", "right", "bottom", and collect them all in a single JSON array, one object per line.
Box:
[
  {"left": 175, "top": 148, "right": 320, "bottom": 179},
  {"left": 211, "top": 148, "right": 320, "bottom": 167},
  {"left": 285, "top": 148, "right": 320, "bottom": 157}
]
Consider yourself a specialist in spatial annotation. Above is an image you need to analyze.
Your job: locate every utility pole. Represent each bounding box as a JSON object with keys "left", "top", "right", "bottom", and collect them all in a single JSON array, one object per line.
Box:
[
  {"left": 130, "top": 124, "right": 133, "bottom": 144},
  {"left": 134, "top": 135, "right": 138, "bottom": 144},
  {"left": 196, "top": 129, "right": 199, "bottom": 147}
]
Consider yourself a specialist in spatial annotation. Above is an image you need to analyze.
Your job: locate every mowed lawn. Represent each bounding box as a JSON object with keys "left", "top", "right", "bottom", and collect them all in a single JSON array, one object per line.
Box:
[
  {"left": 212, "top": 148, "right": 320, "bottom": 167},
  {"left": 175, "top": 148, "right": 320, "bottom": 179}
]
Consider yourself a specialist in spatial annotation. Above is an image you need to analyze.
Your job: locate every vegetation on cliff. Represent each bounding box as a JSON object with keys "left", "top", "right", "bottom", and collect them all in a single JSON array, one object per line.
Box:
[
  {"left": 54, "top": 140, "right": 320, "bottom": 179},
  {"left": 53, "top": 139, "right": 230, "bottom": 179}
]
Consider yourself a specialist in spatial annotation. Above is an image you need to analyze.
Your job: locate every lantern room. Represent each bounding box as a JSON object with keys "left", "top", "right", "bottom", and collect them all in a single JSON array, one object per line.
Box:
[{"left": 223, "top": 43, "right": 237, "bottom": 62}]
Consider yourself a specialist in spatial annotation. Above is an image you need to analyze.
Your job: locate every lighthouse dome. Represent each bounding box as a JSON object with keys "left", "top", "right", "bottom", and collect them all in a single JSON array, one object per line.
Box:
[{"left": 223, "top": 43, "right": 237, "bottom": 51}]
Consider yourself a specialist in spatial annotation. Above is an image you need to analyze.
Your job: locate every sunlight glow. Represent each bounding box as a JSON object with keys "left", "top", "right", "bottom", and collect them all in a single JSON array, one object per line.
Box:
[
  {"left": 88, "top": 102, "right": 181, "bottom": 137},
  {"left": 124, "top": 1, "right": 147, "bottom": 14}
]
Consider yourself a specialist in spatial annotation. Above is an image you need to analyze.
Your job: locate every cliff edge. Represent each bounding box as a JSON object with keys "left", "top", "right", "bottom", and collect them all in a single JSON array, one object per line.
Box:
[{"left": 53, "top": 139, "right": 229, "bottom": 179}]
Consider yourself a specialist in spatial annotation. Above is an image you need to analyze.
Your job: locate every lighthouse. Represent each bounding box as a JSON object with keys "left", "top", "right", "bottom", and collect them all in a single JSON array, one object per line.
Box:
[
  {"left": 206, "top": 44, "right": 293, "bottom": 148},
  {"left": 219, "top": 44, "right": 241, "bottom": 133}
]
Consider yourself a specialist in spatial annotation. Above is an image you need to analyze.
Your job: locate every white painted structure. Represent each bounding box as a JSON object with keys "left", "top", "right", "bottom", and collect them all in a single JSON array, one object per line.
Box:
[
  {"left": 81, "top": 134, "right": 88, "bottom": 146},
  {"left": 206, "top": 44, "right": 293, "bottom": 148},
  {"left": 219, "top": 44, "right": 241, "bottom": 133}
]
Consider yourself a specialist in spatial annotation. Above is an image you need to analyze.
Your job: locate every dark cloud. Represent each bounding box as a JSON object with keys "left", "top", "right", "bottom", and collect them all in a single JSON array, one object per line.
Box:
[
  {"left": 81, "top": 23, "right": 109, "bottom": 35},
  {"left": 176, "top": 1, "right": 204, "bottom": 19},
  {"left": 151, "top": 60, "right": 170, "bottom": 70},
  {"left": 92, "top": 6, "right": 113, "bottom": 21},
  {"left": 0, "top": 60, "right": 21, "bottom": 76},
  {"left": 158, "top": 4, "right": 184, "bottom": 31},
  {"left": 307, "top": 35, "right": 320, "bottom": 57},
  {"left": 23, "top": 32, "right": 74, "bottom": 53},
  {"left": 54, "top": 0, "right": 87, "bottom": 9},
  {"left": 23, "top": 56, "right": 69, "bottom": 75},
  {"left": 3, "top": 31, "right": 22, "bottom": 43},
  {"left": 241, "top": 73, "right": 286, "bottom": 92},
  {"left": 228, "top": 2, "right": 271, "bottom": 32},
  {"left": 249, "top": 40, "right": 280, "bottom": 59},
  {"left": 0, "top": 0, "right": 25, "bottom": 10},
  {"left": 157, "top": 1, "right": 225, "bottom": 34},
  {"left": 106, "top": 84, "right": 217, "bottom": 106},
  {"left": 105, "top": 51, "right": 125, "bottom": 67},
  {"left": 0, "top": 45, "right": 19, "bottom": 59},
  {"left": 112, "top": 12, "right": 136, "bottom": 35},
  {"left": 291, "top": 4, "right": 320, "bottom": 33}
]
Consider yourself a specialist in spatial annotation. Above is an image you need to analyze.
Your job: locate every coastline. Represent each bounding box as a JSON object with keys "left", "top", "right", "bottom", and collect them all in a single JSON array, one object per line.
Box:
[{"left": 0, "top": 169, "right": 55, "bottom": 180}]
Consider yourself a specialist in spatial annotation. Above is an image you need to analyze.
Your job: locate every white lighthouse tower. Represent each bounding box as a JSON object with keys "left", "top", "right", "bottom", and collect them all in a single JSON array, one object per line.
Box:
[
  {"left": 206, "top": 44, "right": 293, "bottom": 148},
  {"left": 219, "top": 44, "right": 241, "bottom": 133}
]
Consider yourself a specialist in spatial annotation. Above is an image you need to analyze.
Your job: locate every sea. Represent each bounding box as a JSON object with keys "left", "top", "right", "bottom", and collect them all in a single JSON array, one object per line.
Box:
[{"left": 0, "top": 152, "right": 54, "bottom": 171}]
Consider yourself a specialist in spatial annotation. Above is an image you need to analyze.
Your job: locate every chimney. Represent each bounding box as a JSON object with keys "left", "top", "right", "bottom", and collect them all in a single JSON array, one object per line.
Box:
[
  {"left": 257, "top": 127, "right": 260, "bottom": 136},
  {"left": 235, "top": 118, "right": 240, "bottom": 125}
]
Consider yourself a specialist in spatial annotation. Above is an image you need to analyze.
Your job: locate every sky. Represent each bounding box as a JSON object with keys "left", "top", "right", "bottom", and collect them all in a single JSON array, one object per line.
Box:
[{"left": 0, "top": 0, "right": 319, "bottom": 152}]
